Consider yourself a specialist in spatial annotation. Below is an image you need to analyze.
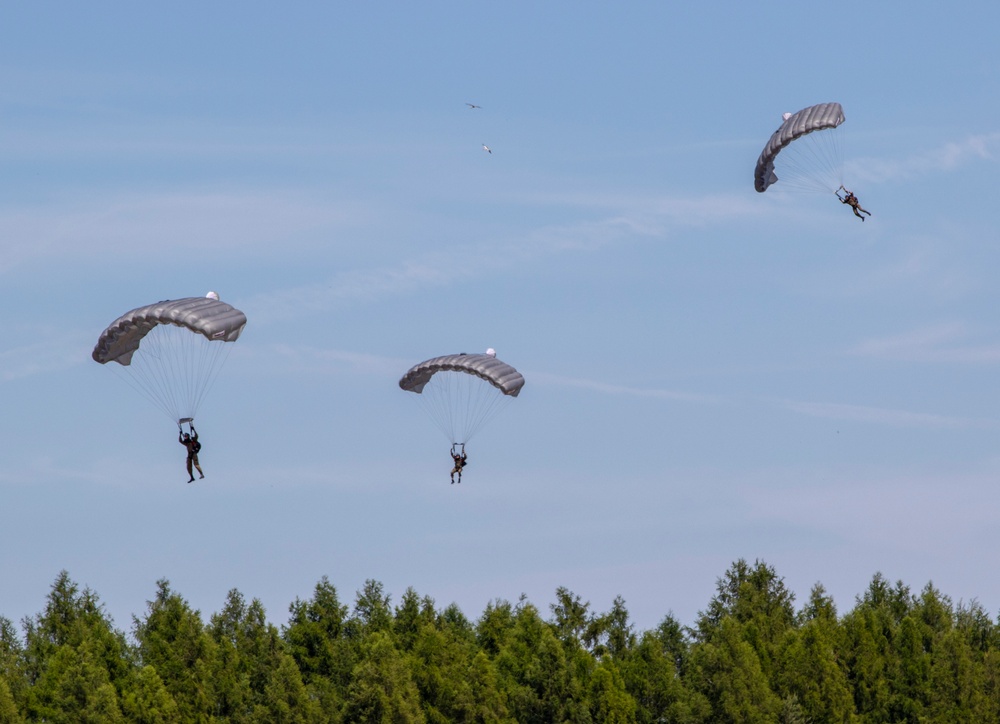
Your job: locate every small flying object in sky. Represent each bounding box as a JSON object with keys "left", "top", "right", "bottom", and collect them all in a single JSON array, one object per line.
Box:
[
  {"left": 482, "top": 144, "right": 492, "bottom": 154},
  {"left": 465, "top": 103, "right": 482, "bottom": 109}
]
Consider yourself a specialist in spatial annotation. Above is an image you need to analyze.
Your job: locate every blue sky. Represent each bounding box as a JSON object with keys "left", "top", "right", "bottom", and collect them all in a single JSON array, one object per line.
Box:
[{"left": 3, "top": 2, "right": 1000, "bottom": 634}]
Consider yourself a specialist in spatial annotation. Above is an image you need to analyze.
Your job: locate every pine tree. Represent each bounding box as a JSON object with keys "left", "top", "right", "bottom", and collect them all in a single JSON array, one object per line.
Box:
[
  {"left": 120, "top": 665, "right": 180, "bottom": 724},
  {"left": 342, "top": 631, "right": 426, "bottom": 723},
  {"left": 132, "top": 579, "right": 216, "bottom": 721},
  {"left": 494, "top": 600, "right": 587, "bottom": 723},
  {"left": 21, "top": 572, "right": 131, "bottom": 722},
  {"left": 687, "top": 616, "right": 782, "bottom": 723},
  {"left": 208, "top": 588, "right": 316, "bottom": 723},
  {"left": 0, "top": 617, "right": 24, "bottom": 719},
  {"left": 775, "top": 585, "right": 855, "bottom": 723}
]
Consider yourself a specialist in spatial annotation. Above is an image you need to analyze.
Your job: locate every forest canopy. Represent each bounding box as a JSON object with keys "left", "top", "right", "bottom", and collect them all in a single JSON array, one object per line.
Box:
[{"left": 1, "top": 559, "right": 999, "bottom": 723}]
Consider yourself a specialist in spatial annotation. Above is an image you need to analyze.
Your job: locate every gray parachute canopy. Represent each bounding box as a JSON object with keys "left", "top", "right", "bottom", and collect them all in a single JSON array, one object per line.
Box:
[
  {"left": 754, "top": 102, "right": 845, "bottom": 192},
  {"left": 93, "top": 297, "right": 247, "bottom": 366},
  {"left": 399, "top": 353, "right": 524, "bottom": 397}
]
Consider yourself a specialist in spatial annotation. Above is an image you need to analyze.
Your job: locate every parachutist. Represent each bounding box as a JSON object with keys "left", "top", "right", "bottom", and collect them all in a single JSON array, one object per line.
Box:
[
  {"left": 836, "top": 186, "right": 871, "bottom": 221},
  {"left": 450, "top": 445, "right": 467, "bottom": 484},
  {"left": 179, "top": 425, "right": 204, "bottom": 483},
  {"left": 399, "top": 352, "right": 522, "bottom": 480}
]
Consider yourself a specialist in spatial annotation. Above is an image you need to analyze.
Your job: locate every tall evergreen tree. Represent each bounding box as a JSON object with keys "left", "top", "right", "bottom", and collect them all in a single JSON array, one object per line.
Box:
[
  {"left": 21, "top": 572, "right": 131, "bottom": 721},
  {"left": 695, "top": 559, "right": 795, "bottom": 682},
  {"left": 25, "top": 635, "right": 126, "bottom": 723},
  {"left": 21, "top": 572, "right": 132, "bottom": 690},
  {"left": 283, "top": 576, "right": 352, "bottom": 718},
  {"left": 621, "top": 618, "right": 707, "bottom": 724},
  {"left": 208, "top": 588, "right": 316, "bottom": 723},
  {"left": 394, "top": 588, "right": 437, "bottom": 653},
  {"left": 476, "top": 599, "right": 516, "bottom": 657},
  {"left": 687, "top": 616, "right": 781, "bottom": 723},
  {"left": 842, "top": 573, "right": 916, "bottom": 722},
  {"left": 352, "top": 580, "right": 393, "bottom": 636},
  {"left": 551, "top": 588, "right": 591, "bottom": 651},
  {"left": 0, "top": 676, "right": 23, "bottom": 724},
  {"left": 775, "top": 585, "right": 856, "bottom": 723},
  {"left": 0, "top": 617, "right": 24, "bottom": 717},
  {"left": 120, "top": 665, "right": 180, "bottom": 724},
  {"left": 342, "top": 631, "right": 425, "bottom": 723},
  {"left": 588, "top": 662, "right": 638, "bottom": 723},
  {"left": 494, "top": 600, "right": 587, "bottom": 723},
  {"left": 132, "top": 579, "right": 216, "bottom": 721}
]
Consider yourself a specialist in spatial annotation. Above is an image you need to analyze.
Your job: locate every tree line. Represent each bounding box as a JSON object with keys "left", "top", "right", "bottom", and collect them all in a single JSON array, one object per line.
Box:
[{"left": 1, "top": 559, "right": 999, "bottom": 723}]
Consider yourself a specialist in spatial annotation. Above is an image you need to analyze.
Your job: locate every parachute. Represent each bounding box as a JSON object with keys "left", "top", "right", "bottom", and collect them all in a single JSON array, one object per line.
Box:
[
  {"left": 399, "top": 350, "right": 524, "bottom": 444},
  {"left": 93, "top": 294, "right": 247, "bottom": 425},
  {"left": 754, "top": 102, "right": 845, "bottom": 193}
]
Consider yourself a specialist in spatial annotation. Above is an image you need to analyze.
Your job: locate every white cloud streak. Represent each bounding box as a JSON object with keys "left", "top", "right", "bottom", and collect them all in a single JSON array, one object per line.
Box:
[
  {"left": 0, "top": 333, "right": 90, "bottom": 381},
  {"left": 850, "top": 322, "right": 1000, "bottom": 364},
  {"left": 0, "top": 190, "right": 363, "bottom": 272},
  {"left": 776, "top": 398, "right": 989, "bottom": 430},
  {"left": 528, "top": 370, "right": 719, "bottom": 404},
  {"left": 246, "top": 191, "right": 763, "bottom": 324},
  {"left": 851, "top": 132, "right": 1000, "bottom": 184}
]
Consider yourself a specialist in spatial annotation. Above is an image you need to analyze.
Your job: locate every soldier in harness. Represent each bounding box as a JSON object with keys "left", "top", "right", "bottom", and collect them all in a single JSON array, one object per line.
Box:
[
  {"left": 836, "top": 186, "right": 871, "bottom": 221},
  {"left": 450, "top": 443, "right": 467, "bottom": 484},
  {"left": 179, "top": 422, "right": 205, "bottom": 483}
]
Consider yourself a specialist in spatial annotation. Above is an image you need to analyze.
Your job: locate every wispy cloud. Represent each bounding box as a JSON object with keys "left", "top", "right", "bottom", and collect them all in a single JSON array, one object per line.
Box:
[
  {"left": 263, "top": 344, "right": 409, "bottom": 377},
  {"left": 0, "top": 190, "right": 364, "bottom": 272},
  {"left": 850, "top": 322, "right": 1000, "bottom": 364},
  {"left": 0, "top": 333, "right": 90, "bottom": 381},
  {"left": 851, "top": 132, "right": 1000, "bottom": 184},
  {"left": 528, "top": 369, "right": 718, "bottom": 404},
  {"left": 246, "top": 192, "right": 762, "bottom": 324},
  {"left": 776, "top": 397, "right": 989, "bottom": 429},
  {"left": 244, "top": 212, "right": 657, "bottom": 323},
  {"left": 238, "top": 343, "right": 716, "bottom": 405}
]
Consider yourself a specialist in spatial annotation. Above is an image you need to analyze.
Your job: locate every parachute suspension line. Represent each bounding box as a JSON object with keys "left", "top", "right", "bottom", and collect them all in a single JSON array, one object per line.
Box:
[
  {"left": 452, "top": 370, "right": 514, "bottom": 443},
  {"left": 110, "top": 324, "right": 234, "bottom": 424},
  {"left": 461, "top": 378, "right": 513, "bottom": 442},
  {"left": 110, "top": 354, "right": 178, "bottom": 425},
  {"left": 771, "top": 126, "right": 846, "bottom": 194},
  {"left": 186, "top": 329, "right": 235, "bottom": 420},
  {"left": 414, "top": 371, "right": 514, "bottom": 445}
]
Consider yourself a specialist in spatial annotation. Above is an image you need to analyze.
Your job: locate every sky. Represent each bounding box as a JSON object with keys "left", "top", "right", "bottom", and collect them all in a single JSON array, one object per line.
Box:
[{"left": 3, "top": 2, "right": 1000, "bottom": 636}]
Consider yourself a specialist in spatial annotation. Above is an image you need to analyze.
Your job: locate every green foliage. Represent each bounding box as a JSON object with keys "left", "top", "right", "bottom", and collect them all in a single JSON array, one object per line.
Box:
[
  {"left": 0, "top": 617, "right": 24, "bottom": 716},
  {"left": 494, "top": 600, "right": 589, "bottom": 722},
  {"left": 132, "top": 579, "right": 215, "bottom": 720},
  {"left": 476, "top": 599, "right": 515, "bottom": 656},
  {"left": 0, "top": 676, "right": 23, "bottom": 724},
  {"left": 342, "top": 631, "right": 425, "bottom": 723},
  {"left": 20, "top": 572, "right": 132, "bottom": 722},
  {"left": 4, "top": 563, "right": 1000, "bottom": 722},
  {"left": 283, "top": 575, "right": 352, "bottom": 717},
  {"left": 588, "top": 662, "right": 638, "bottom": 723},
  {"left": 688, "top": 616, "right": 782, "bottom": 723},
  {"left": 696, "top": 559, "right": 795, "bottom": 682},
  {"left": 775, "top": 586, "right": 855, "bottom": 723},
  {"left": 207, "top": 588, "right": 315, "bottom": 723},
  {"left": 120, "top": 665, "right": 179, "bottom": 724}
]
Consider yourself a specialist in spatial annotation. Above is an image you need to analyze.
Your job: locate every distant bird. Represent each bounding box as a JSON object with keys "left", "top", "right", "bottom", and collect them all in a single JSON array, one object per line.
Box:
[
  {"left": 482, "top": 144, "right": 492, "bottom": 154},
  {"left": 466, "top": 103, "right": 482, "bottom": 109}
]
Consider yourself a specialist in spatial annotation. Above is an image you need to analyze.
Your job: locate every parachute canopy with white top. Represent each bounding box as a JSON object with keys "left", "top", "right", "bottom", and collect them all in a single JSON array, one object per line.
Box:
[
  {"left": 93, "top": 294, "right": 246, "bottom": 425},
  {"left": 754, "top": 102, "right": 846, "bottom": 193},
  {"left": 399, "top": 350, "right": 524, "bottom": 444}
]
